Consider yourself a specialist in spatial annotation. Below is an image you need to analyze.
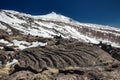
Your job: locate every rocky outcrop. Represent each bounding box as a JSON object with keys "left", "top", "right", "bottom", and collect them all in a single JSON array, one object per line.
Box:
[
  {"left": 0, "top": 37, "right": 120, "bottom": 80},
  {"left": 1, "top": 39, "right": 118, "bottom": 80},
  {"left": 12, "top": 40, "right": 115, "bottom": 71},
  {"left": 0, "top": 30, "right": 9, "bottom": 41}
]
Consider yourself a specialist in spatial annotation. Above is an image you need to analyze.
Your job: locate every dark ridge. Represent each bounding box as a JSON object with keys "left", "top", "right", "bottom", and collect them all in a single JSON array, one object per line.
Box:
[
  {"left": 0, "top": 21, "right": 21, "bottom": 35},
  {"left": 4, "top": 46, "right": 15, "bottom": 51},
  {"left": 9, "top": 64, "right": 39, "bottom": 75},
  {"left": 59, "top": 69, "right": 85, "bottom": 75}
]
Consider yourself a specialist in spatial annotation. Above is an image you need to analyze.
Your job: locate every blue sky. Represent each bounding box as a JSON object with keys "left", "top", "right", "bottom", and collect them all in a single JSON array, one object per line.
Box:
[{"left": 0, "top": 0, "right": 120, "bottom": 28}]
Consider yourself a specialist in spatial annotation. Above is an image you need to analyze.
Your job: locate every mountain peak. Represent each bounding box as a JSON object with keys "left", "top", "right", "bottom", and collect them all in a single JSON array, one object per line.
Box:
[
  {"left": 34, "top": 11, "right": 73, "bottom": 23},
  {"left": 49, "top": 11, "right": 57, "bottom": 15}
]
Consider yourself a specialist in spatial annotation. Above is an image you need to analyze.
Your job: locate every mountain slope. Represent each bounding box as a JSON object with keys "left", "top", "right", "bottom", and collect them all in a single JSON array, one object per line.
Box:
[{"left": 0, "top": 10, "right": 120, "bottom": 47}]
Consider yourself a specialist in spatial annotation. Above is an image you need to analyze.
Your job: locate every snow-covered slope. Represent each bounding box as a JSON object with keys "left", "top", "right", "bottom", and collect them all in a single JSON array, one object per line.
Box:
[{"left": 0, "top": 10, "right": 120, "bottom": 47}]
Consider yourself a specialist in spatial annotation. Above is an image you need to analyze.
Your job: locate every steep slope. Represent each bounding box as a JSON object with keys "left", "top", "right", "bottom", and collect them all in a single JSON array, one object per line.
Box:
[{"left": 0, "top": 10, "right": 120, "bottom": 47}]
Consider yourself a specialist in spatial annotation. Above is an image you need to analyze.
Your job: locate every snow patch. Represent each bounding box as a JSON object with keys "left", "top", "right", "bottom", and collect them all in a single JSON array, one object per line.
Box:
[
  {"left": 6, "top": 59, "right": 18, "bottom": 66},
  {"left": 0, "top": 39, "right": 9, "bottom": 44},
  {"left": 0, "top": 47, "right": 4, "bottom": 49},
  {"left": 29, "top": 41, "right": 47, "bottom": 47},
  {"left": 8, "top": 39, "right": 47, "bottom": 50}
]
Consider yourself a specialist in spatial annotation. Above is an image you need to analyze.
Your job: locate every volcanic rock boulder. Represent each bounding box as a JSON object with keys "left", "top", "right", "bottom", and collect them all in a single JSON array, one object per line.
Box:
[
  {"left": 13, "top": 41, "right": 115, "bottom": 71},
  {"left": 1, "top": 39, "right": 120, "bottom": 80}
]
